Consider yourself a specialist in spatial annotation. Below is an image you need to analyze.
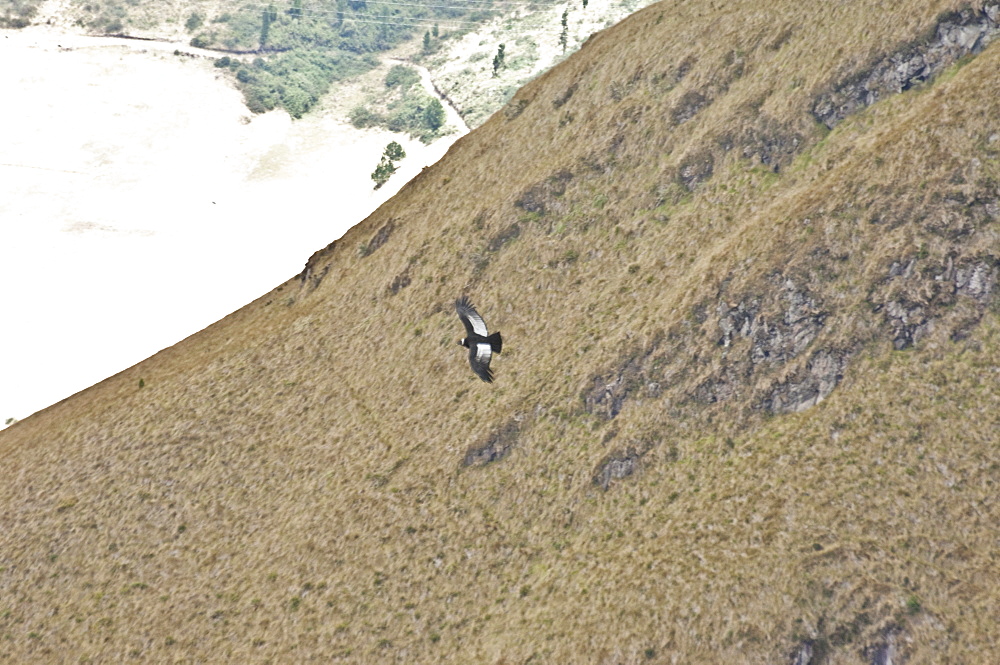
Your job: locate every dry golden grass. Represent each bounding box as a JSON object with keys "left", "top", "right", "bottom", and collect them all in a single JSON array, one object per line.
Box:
[{"left": 3, "top": 0, "right": 1000, "bottom": 662}]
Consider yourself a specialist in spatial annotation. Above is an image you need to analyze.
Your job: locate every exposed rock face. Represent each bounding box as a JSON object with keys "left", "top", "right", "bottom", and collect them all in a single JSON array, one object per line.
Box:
[
  {"left": 592, "top": 446, "right": 645, "bottom": 490},
  {"left": 583, "top": 340, "right": 661, "bottom": 419},
  {"left": 813, "top": 6, "right": 1000, "bottom": 128},
  {"left": 863, "top": 626, "right": 903, "bottom": 665},
  {"left": 359, "top": 219, "right": 396, "bottom": 257},
  {"left": 298, "top": 240, "right": 336, "bottom": 290},
  {"left": 872, "top": 255, "right": 998, "bottom": 349},
  {"left": 761, "top": 349, "right": 848, "bottom": 414},
  {"left": 789, "top": 641, "right": 815, "bottom": 665},
  {"left": 463, "top": 418, "right": 524, "bottom": 466},
  {"left": 717, "top": 278, "right": 828, "bottom": 365},
  {"left": 698, "top": 277, "right": 830, "bottom": 406}
]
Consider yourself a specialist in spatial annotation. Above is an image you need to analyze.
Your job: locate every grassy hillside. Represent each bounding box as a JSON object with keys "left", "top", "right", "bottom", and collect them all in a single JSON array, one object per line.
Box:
[{"left": 2, "top": 0, "right": 999, "bottom": 663}]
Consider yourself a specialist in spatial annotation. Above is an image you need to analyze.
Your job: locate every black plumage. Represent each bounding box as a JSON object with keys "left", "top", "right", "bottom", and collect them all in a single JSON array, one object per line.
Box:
[{"left": 455, "top": 296, "right": 503, "bottom": 382}]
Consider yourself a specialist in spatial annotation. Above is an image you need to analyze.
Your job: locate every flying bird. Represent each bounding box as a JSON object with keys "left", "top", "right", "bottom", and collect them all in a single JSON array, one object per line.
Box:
[{"left": 455, "top": 296, "right": 503, "bottom": 383}]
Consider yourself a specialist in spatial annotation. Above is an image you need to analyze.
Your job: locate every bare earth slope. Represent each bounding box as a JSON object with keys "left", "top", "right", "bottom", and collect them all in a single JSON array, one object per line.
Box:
[{"left": 2, "top": 1, "right": 999, "bottom": 663}]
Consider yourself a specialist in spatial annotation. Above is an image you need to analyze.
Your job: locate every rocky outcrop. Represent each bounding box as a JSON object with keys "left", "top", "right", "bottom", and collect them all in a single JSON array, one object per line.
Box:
[
  {"left": 298, "top": 240, "right": 336, "bottom": 291},
  {"left": 463, "top": 417, "right": 524, "bottom": 466},
  {"left": 592, "top": 446, "right": 645, "bottom": 490},
  {"left": 717, "top": 278, "right": 828, "bottom": 364},
  {"left": 583, "top": 339, "right": 661, "bottom": 419},
  {"left": 359, "top": 219, "right": 396, "bottom": 257},
  {"left": 872, "top": 254, "right": 998, "bottom": 349},
  {"left": 813, "top": 6, "right": 1000, "bottom": 128},
  {"left": 760, "top": 349, "right": 848, "bottom": 414}
]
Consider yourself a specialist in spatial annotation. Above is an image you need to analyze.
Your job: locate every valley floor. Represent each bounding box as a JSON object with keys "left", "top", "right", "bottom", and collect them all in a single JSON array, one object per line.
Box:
[{"left": 0, "top": 24, "right": 465, "bottom": 425}]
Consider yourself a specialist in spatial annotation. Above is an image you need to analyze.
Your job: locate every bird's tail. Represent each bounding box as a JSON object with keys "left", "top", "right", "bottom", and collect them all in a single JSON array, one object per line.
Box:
[{"left": 486, "top": 331, "right": 503, "bottom": 354}]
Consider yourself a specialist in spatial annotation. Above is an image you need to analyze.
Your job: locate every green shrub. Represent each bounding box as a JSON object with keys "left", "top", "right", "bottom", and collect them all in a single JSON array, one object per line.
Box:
[
  {"left": 349, "top": 106, "right": 382, "bottom": 128},
  {"left": 385, "top": 64, "right": 420, "bottom": 90}
]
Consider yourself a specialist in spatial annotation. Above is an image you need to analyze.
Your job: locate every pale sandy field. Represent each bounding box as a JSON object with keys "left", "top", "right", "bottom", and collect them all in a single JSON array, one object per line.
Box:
[{"left": 0, "top": 26, "right": 465, "bottom": 425}]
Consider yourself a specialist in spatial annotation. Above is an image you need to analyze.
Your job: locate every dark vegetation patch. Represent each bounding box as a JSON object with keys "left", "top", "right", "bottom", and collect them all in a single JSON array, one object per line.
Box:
[
  {"left": 552, "top": 82, "right": 578, "bottom": 108},
  {"left": 0, "top": 0, "right": 39, "bottom": 27},
  {"left": 671, "top": 89, "right": 710, "bottom": 125},
  {"left": 676, "top": 150, "right": 715, "bottom": 190},
  {"left": 592, "top": 443, "right": 648, "bottom": 490},
  {"left": 812, "top": 5, "right": 1000, "bottom": 128},
  {"left": 359, "top": 220, "right": 396, "bottom": 257},
  {"left": 502, "top": 96, "right": 531, "bottom": 120},
  {"left": 191, "top": 1, "right": 504, "bottom": 118},
  {"left": 350, "top": 65, "right": 448, "bottom": 143},
  {"left": 388, "top": 268, "right": 411, "bottom": 295},
  {"left": 463, "top": 418, "right": 525, "bottom": 467},
  {"left": 583, "top": 337, "right": 663, "bottom": 420},
  {"left": 298, "top": 240, "right": 336, "bottom": 291},
  {"left": 388, "top": 247, "right": 427, "bottom": 295},
  {"left": 222, "top": 50, "right": 372, "bottom": 118},
  {"left": 514, "top": 170, "right": 574, "bottom": 216},
  {"left": 767, "top": 24, "right": 796, "bottom": 51},
  {"left": 607, "top": 64, "right": 647, "bottom": 103},
  {"left": 649, "top": 54, "right": 697, "bottom": 95},
  {"left": 486, "top": 223, "right": 521, "bottom": 253},
  {"left": 720, "top": 113, "right": 804, "bottom": 171}
]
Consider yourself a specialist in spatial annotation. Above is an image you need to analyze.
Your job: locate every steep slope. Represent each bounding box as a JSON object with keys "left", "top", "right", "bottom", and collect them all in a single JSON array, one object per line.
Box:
[{"left": 2, "top": 1, "right": 999, "bottom": 663}]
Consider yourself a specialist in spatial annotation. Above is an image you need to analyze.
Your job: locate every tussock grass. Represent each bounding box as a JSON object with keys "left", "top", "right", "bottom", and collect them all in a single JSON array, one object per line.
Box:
[{"left": 3, "top": 0, "right": 1000, "bottom": 662}]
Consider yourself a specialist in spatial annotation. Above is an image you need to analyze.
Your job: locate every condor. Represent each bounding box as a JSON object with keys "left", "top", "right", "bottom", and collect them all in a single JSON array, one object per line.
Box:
[{"left": 455, "top": 296, "right": 503, "bottom": 383}]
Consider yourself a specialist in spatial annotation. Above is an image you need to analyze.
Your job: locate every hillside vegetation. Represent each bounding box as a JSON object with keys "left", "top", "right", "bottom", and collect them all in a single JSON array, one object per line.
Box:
[{"left": 2, "top": 0, "right": 1000, "bottom": 663}]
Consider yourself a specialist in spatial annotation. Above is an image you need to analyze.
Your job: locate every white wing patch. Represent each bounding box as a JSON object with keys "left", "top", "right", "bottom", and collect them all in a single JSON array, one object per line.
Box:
[
  {"left": 466, "top": 311, "right": 488, "bottom": 336},
  {"left": 475, "top": 343, "right": 493, "bottom": 366}
]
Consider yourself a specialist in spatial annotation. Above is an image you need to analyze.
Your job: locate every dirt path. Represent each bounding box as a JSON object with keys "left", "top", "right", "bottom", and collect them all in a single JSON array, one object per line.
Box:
[{"left": 5, "top": 23, "right": 247, "bottom": 59}]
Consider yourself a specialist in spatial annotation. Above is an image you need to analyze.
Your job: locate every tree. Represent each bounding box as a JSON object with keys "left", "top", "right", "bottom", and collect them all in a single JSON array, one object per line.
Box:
[
  {"left": 259, "top": 9, "right": 270, "bottom": 49},
  {"left": 559, "top": 9, "right": 569, "bottom": 52},
  {"left": 384, "top": 141, "right": 406, "bottom": 161},
  {"left": 423, "top": 31, "right": 432, "bottom": 54},
  {"left": 424, "top": 99, "right": 445, "bottom": 131},
  {"left": 371, "top": 160, "right": 396, "bottom": 189},
  {"left": 432, "top": 23, "right": 439, "bottom": 37},
  {"left": 372, "top": 142, "right": 406, "bottom": 189},
  {"left": 492, "top": 43, "right": 506, "bottom": 77}
]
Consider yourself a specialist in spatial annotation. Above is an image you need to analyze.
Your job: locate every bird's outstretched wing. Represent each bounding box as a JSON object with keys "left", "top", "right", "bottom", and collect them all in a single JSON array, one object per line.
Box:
[
  {"left": 455, "top": 296, "right": 489, "bottom": 336},
  {"left": 468, "top": 343, "right": 495, "bottom": 383}
]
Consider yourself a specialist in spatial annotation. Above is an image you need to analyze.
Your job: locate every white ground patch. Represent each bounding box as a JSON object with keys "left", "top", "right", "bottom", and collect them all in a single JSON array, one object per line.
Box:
[{"left": 0, "top": 26, "right": 464, "bottom": 425}]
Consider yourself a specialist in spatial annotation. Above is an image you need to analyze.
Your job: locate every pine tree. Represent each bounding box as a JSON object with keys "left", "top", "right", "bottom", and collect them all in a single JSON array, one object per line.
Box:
[
  {"left": 492, "top": 43, "right": 506, "bottom": 77},
  {"left": 559, "top": 9, "right": 569, "bottom": 52},
  {"left": 259, "top": 6, "right": 274, "bottom": 48},
  {"left": 423, "top": 31, "right": 432, "bottom": 54}
]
